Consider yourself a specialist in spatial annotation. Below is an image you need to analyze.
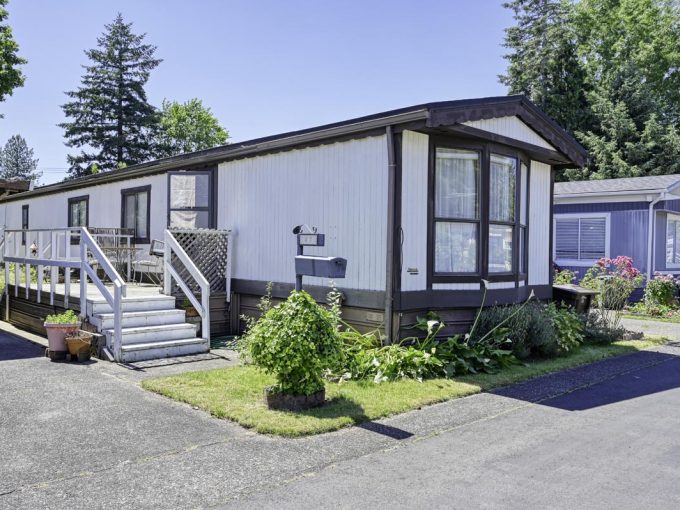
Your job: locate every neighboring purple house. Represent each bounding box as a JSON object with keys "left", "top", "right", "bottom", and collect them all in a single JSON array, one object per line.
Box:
[{"left": 553, "top": 174, "right": 680, "bottom": 298}]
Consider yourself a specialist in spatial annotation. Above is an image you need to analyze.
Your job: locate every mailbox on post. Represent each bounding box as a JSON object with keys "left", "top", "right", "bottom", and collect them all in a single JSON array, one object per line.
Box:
[
  {"left": 292, "top": 225, "right": 347, "bottom": 291},
  {"left": 295, "top": 256, "right": 347, "bottom": 279}
]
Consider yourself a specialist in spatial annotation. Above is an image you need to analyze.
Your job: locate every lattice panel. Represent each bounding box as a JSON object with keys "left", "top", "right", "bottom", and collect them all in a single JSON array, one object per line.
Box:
[{"left": 169, "top": 229, "right": 230, "bottom": 293}]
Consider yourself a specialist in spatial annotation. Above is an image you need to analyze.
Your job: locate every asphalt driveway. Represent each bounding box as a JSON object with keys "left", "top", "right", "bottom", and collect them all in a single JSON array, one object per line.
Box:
[{"left": 1, "top": 330, "right": 680, "bottom": 509}]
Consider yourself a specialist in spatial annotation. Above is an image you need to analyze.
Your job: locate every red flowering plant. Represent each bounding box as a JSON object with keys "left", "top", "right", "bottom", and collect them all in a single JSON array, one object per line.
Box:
[{"left": 580, "top": 256, "right": 644, "bottom": 310}]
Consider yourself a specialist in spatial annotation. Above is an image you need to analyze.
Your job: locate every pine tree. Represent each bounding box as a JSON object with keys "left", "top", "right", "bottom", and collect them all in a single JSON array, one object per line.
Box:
[
  {"left": 60, "top": 13, "right": 162, "bottom": 178},
  {"left": 0, "top": 134, "right": 40, "bottom": 183},
  {"left": 500, "top": 0, "right": 591, "bottom": 135},
  {"left": 0, "top": 0, "right": 26, "bottom": 112}
]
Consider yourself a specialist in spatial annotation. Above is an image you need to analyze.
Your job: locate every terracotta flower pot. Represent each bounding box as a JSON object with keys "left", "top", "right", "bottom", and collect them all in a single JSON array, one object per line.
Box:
[
  {"left": 44, "top": 322, "right": 80, "bottom": 354},
  {"left": 65, "top": 333, "right": 91, "bottom": 356}
]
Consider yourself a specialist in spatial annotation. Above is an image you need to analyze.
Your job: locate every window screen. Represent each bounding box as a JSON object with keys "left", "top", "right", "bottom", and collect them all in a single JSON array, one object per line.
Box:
[{"left": 555, "top": 216, "right": 606, "bottom": 261}]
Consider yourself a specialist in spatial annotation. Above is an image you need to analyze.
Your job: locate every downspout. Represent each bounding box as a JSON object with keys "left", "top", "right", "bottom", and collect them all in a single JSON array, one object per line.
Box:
[
  {"left": 384, "top": 126, "right": 396, "bottom": 345},
  {"left": 647, "top": 192, "right": 666, "bottom": 282}
]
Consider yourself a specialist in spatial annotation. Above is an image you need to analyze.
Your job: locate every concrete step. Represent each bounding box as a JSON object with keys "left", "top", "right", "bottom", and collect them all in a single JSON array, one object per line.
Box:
[
  {"left": 87, "top": 295, "right": 177, "bottom": 315},
  {"left": 119, "top": 337, "right": 209, "bottom": 363},
  {"left": 91, "top": 309, "right": 186, "bottom": 330},
  {"left": 104, "top": 323, "right": 197, "bottom": 346}
]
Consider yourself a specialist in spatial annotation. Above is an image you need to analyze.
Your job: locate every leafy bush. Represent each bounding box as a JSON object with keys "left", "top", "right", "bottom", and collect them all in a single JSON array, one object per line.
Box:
[
  {"left": 547, "top": 303, "right": 584, "bottom": 354},
  {"left": 581, "top": 310, "right": 625, "bottom": 345},
  {"left": 242, "top": 290, "right": 342, "bottom": 396},
  {"left": 328, "top": 317, "right": 519, "bottom": 383},
  {"left": 472, "top": 302, "right": 558, "bottom": 359},
  {"left": 644, "top": 273, "right": 678, "bottom": 307},
  {"left": 44, "top": 309, "right": 79, "bottom": 324},
  {"left": 554, "top": 268, "right": 577, "bottom": 285},
  {"left": 627, "top": 301, "right": 678, "bottom": 318},
  {"left": 580, "top": 256, "right": 643, "bottom": 310}
]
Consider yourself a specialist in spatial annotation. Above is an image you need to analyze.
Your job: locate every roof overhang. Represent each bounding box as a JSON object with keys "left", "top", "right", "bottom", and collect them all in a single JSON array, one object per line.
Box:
[{"left": 0, "top": 95, "right": 587, "bottom": 204}]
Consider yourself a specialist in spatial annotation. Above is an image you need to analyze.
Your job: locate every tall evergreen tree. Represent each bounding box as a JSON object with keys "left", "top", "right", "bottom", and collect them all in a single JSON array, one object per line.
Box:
[
  {"left": 0, "top": 134, "right": 40, "bottom": 183},
  {"left": 500, "top": 0, "right": 591, "bottom": 135},
  {"left": 501, "top": 0, "right": 680, "bottom": 181},
  {"left": 0, "top": 0, "right": 26, "bottom": 113},
  {"left": 60, "top": 13, "right": 162, "bottom": 178}
]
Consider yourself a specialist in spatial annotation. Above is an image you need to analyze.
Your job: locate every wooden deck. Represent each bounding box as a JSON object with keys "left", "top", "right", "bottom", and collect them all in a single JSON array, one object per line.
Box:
[{"left": 3, "top": 281, "right": 233, "bottom": 338}]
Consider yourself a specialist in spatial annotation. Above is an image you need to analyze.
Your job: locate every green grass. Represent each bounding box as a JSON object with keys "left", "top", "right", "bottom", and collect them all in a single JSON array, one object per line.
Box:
[{"left": 142, "top": 337, "right": 667, "bottom": 437}]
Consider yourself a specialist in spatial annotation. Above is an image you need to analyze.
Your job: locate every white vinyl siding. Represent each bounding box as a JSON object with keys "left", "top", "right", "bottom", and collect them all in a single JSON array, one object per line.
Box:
[
  {"left": 554, "top": 213, "right": 610, "bottom": 266},
  {"left": 528, "top": 161, "right": 551, "bottom": 285},
  {"left": 1, "top": 173, "right": 167, "bottom": 255},
  {"left": 400, "top": 130, "right": 429, "bottom": 291},
  {"left": 217, "top": 136, "right": 388, "bottom": 291},
  {"left": 463, "top": 116, "right": 556, "bottom": 151}
]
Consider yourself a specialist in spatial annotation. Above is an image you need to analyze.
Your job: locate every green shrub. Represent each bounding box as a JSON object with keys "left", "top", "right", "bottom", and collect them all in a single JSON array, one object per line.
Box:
[
  {"left": 580, "top": 256, "right": 643, "bottom": 310},
  {"left": 644, "top": 273, "right": 678, "bottom": 307},
  {"left": 554, "top": 269, "right": 577, "bottom": 285},
  {"left": 547, "top": 303, "right": 584, "bottom": 354},
  {"left": 328, "top": 316, "right": 519, "bottom": 383},
  {"left": 581, "top": 310, "right": 625, "bottom": 345},
  {"left": 472, "top": 302, "right": 558, "bottom": 359},
  {"left": 44, "top": 309, "right": 79, "bottom": 324},
  {"left": 242, "top": 290, "right": 342, "bottom": 396}
]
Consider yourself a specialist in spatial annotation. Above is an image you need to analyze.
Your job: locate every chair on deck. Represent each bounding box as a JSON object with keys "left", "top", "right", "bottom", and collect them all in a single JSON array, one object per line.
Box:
[{"left": 132, "top": 239, "right": 165, "bottom": 285}]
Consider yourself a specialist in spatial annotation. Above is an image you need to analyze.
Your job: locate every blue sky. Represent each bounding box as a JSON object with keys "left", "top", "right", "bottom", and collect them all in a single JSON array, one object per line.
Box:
[{"left": 1, "top": 1, "right": 514, "bottom": 184}]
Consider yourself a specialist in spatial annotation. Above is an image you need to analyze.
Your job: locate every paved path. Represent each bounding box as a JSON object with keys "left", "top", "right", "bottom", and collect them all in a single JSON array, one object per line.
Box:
[
  {"left": 1, "top": 330, "right": 679, "bottom": 509},
  {"left": 622, "top": 316, "right": 680, "bottom": 340}
]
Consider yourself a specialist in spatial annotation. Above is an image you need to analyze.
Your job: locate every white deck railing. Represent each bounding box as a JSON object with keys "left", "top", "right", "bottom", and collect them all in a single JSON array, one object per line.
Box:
[
  {"left": 163, "top": 230, "right": 210, "bottom": 341},
  {"left": 2, "top": 227, "right": 127, "bottom": 360}
]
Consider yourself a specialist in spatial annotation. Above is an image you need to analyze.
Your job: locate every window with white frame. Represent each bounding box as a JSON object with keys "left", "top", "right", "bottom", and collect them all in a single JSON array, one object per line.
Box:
[
  {"left": 554, "top": 214, "right": 608, "bottom": 263},
  {"left": 666, "top": 214, "right": 680, "bottom": 267}
]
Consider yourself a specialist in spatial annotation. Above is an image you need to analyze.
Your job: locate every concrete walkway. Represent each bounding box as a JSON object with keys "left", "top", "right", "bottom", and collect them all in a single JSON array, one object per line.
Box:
[
  {"left": 1, "top": 330, "right": 679, "bottom": 509},
  {"left": 622, "top": 316, "right": 680, "bottom": 340}
]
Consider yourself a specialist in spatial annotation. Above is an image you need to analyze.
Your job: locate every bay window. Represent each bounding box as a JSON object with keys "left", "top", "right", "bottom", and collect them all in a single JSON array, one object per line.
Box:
[
  {"left": 431, "top": 141, "right": 529, "bottom": 282},
  {"left": 433, "top": 148, "right": 480, "bottom": 274}
]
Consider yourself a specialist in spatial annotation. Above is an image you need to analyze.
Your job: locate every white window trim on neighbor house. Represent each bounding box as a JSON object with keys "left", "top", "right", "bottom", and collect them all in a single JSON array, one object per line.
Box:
[
  {"left": 665, "top": 212, "right": 680, "bottom": 269},
  {"left": 553, "top": 212, "right": 611, "bottom": 267}
]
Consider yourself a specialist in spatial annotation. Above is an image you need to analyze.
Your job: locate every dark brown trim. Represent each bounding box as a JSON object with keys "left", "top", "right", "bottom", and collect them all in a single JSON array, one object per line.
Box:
[
  {"left": 67, "top": 195, "right": 89, "bottom": 245},
  {"left": 440, "top": 124, "right": 571, "bottom": 165},
  {"left": 231, "top": 279, "right": 386, "bottom": 309},
  {"left": 21, "top": 204, "right": 28, "bottom": 245},
  {"left": 121, "top": 185, "right": 152, "bottom": 244},
  {"left": 393, "top": 132, "right": 404, "bottom": 314},
  {"left": 549, "top": 166, "right": 555, "bottom": 285},
  {"left": 398, "top": 284, "right": 552, "bottom": 311}
]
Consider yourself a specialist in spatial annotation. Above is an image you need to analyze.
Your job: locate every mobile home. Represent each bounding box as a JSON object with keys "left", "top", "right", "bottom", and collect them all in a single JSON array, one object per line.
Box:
[{"left": 0, "top": 95, "right": 587, "bottom": 361}]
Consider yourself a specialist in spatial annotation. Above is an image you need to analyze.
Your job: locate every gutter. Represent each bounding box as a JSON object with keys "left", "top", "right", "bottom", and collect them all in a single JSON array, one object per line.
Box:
[
  {"left": 0, "top": 109, "right": 429, "bottom": 204},
  {"left": 384, "top": 125, "right": 396, "bottom": 345},
  {"left": 555, "top": 189, "right": 668, "bottom": 200}
]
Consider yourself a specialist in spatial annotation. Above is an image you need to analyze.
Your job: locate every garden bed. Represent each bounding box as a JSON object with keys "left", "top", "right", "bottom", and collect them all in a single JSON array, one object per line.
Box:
[{"left": 142, "top": 338, "right": 666, "bottom": 437}]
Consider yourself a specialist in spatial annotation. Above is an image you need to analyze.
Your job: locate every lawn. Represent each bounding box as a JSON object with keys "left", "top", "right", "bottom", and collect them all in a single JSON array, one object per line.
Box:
[{"left": 142, "top": 337, "right": 667, "bottom": 437}]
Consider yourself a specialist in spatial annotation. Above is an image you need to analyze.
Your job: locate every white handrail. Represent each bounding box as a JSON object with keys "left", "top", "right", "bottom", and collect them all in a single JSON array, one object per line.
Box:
[
  {"left": 1, "top": 227, "right": 127, "bottom": 362},
  {"left": 80, "top": 227, "right": 126, "bottom": 361},
  {"left": 164, "top": 230, "right": 210, "bottom": 341}
]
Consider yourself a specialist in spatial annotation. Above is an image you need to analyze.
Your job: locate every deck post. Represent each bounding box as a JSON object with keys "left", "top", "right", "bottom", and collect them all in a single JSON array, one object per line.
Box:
[
  {"left": 79, "top": 239, "right": 87, "bottom": 318},
  {"left": 50, "top": 231, "right": 56, "bottom": 306},
  {"left": 163, "top": 230, "right": 171, "bottom": 295}
]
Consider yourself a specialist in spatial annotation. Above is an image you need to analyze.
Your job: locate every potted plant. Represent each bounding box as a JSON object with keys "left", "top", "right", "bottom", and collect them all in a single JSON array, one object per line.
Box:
[
  {"left": 65, "top": 331, "right": 92, "bottom": 362},
  {"left": 43, "top": 310, "right": 81, "bottom": 361},
  {"left": 181, "top": 298, "right": 199, "bottom": 317},
  {"left": 241, "top": 290, "right": 342, "bottom": 411}
]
